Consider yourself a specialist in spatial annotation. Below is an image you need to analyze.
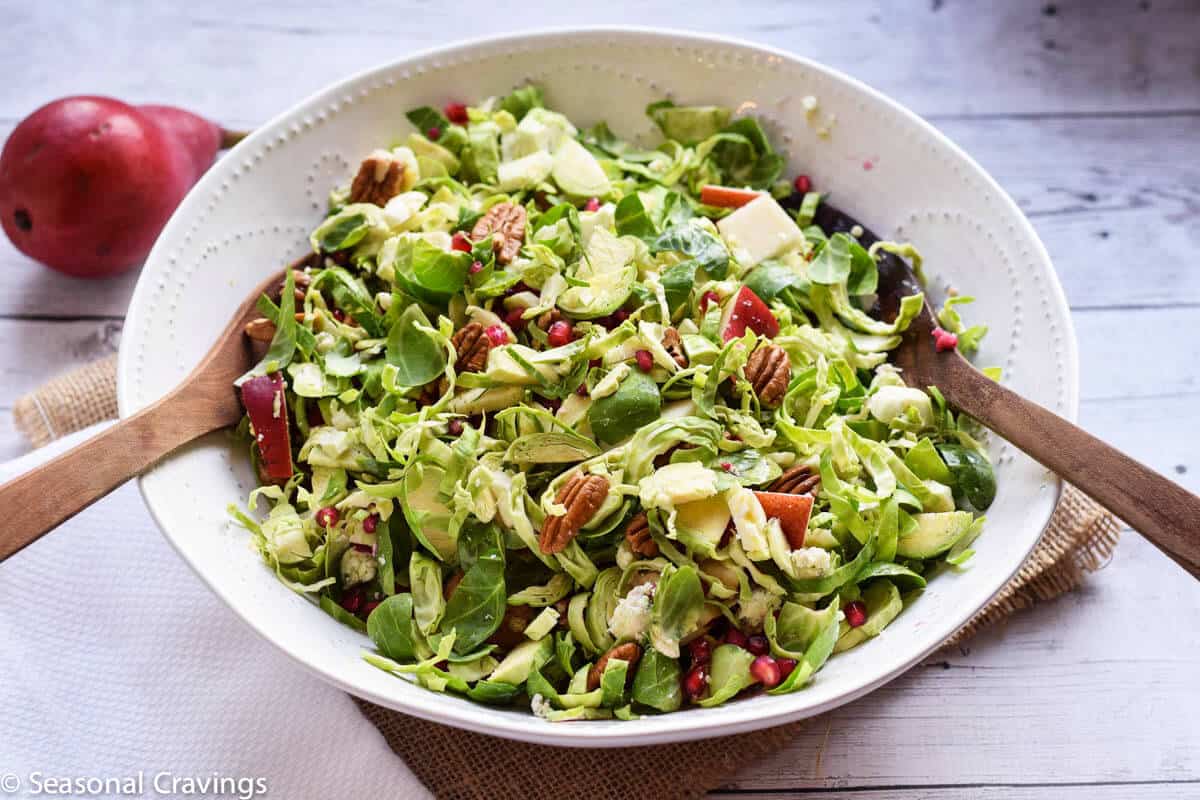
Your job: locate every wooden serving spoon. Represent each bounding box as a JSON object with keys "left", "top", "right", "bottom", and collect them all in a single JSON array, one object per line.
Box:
[
  {"left": 813, "top": 204, "right": 1200, "bottom": 579},
  {"left": 0, "top": 269, "right": 286, "bottom": 563}
]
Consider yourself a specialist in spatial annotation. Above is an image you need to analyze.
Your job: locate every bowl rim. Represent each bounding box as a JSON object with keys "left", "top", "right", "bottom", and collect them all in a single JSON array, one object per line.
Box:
[{"left": 118, "top": 25, "right": 1077, "bottom": 746}]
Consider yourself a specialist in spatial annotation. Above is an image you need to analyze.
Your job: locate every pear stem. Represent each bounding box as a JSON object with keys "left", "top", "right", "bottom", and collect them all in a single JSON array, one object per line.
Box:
[{"left": 219, "top": 128, "right": 251, "bottom": 149}]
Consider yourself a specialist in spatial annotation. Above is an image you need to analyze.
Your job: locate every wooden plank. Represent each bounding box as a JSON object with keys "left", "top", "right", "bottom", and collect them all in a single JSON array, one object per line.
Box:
[
  {"left": 717, "top": 531, "right": 1200, "bottom": 791},
  {"left": 2, "top": 1, "right": 1197, "bottom": 123}
]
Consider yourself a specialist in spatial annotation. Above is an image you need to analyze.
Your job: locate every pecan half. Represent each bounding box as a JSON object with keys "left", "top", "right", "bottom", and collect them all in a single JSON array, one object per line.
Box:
[
  {"left": 624, "top": 512, "right": 659, "bottom": 558},
  {"left": 488, "top": 604, "right": 537, "bottom": 650},
  {"left": 451, "top": 322, "right": 491, "bottom": 373},
  {"left": 539, "top": 473, "right": 610, "bottom": 554},
  {"left": 349, "top": 154, "right": 406, "bottom": 206},
  {"left": 587, "top": 643, "right": 642, "bottom": 691},
  {"left": 536, "top": 308, "right": 563, "bottom": 330},
  {"left": 471, "top": 202, "right": 527, "bottom": 264},
  {"left": 744, "top": 344, "right": 791, "bottom": 408},
  {"left": 770, "top": 464, "right": 821, "bottom": 496},
  {"left": 244, "top": 312, "right": 306, "bottom": 342},
  {"left": 662, "top": 326, "right": 687, "bottom": 367}
]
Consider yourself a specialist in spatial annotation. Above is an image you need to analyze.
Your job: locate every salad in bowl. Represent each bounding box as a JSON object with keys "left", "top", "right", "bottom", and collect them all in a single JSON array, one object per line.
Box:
[{"left": 230, "top": 85, "right": 994, "bottom": 721}]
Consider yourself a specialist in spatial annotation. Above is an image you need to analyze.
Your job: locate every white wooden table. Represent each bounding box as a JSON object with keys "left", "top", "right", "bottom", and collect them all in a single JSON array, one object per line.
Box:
[{"left": 3, "top": 2, "right": 1198, "bottom": 797}]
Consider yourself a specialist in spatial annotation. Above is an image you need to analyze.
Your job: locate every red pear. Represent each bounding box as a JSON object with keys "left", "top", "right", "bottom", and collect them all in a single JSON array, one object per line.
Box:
[
  {"left": 720, "top": 286, "right": 779, "bottom": 342},
  {"left": 753, "top": 491, "right": 813, "bottom": 549},
  {"left": 240, "top": 372, "right": 293, "bottom": 481},
  {"left": 0, "top": 96, "right": 245, "bottom": 278}
]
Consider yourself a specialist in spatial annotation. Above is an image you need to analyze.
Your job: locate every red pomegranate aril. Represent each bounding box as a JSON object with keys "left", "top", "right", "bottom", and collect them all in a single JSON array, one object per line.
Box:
[
  {"left": 688, "top": 637, "right": 713, "bottom": 667},
  {"left": 469, "top": 260, "right": 483, "bottom": 274},
  {"left": 443, "top": 102, "right": 469, "bottom": 125},
  {"left": 505, "top": 307, "right": 528, "bottom": 331},
  {"left": 793, "top": 174, "right": 812, "bottom": 194},
  {"left": 316, "top": 506, "right": 339, "bottom": 529},
  {"left": 747, "top": 634, "right": 770, "bottom": 656},
  {"left": 725, "top": 628, "right": 749, "bottom": 649},
  {"left": 776, "top": 658, "right": 797, "bottom": 681},
  {"left": 451, "top": 232, "right": 472, "bottom": 252},
  {"left": 614, "top": 309, "right": 630, "bottom": 322},
  {"left": 427, "top": 126, "right": 442, "bottom": 141},
  {"left": 447, "top": 418, "right": 464, "bottom": 436},
  {"left": 750, "top": 655, "right": 782, "bottom": 688},
  {"left": 363, "top": 599, "right": 382, "bottom": 616},
  {"left": 547, "top": 320, "right": 574, "bottom": 347},
  {"left": 350, "top": 541, "right": 375, "bottom": 554},
  {"left": 683, "top": 665, "right": 709, "bottom": 702},
  {"left": 932, "top": 326, "right": 959, "bottom": 353},
  {"left": 575, "top": 383, "right": 588, "bottom": 396},
  {"left": 720, "top": 461, "right": 733, "bottom": 472},
  {"left": 588, "top": 358, "right": 601, "bottom": 369},
  {"left": 340, "top": 589, "right": 363, "bottom": 613},
  {"left": 584, "top": 197, "right": 601, "bottom": 212},
  {"left": 362, "top": 514, "right": 379, "bottom": 534},
  {"left": 332, "top": 308, "right": 347, "bottom": 323},
  {"left": 844, "top": 600, "right": 868, "bottom": 628},
  {"left": 699, "top": 290, "right": 720, "bottom": 313},
  {"left": 635, "top": 349, "right": 654, "bottom": 372},
  {"left": 485, "top": 325, "right": 509, "bottom": 347}
]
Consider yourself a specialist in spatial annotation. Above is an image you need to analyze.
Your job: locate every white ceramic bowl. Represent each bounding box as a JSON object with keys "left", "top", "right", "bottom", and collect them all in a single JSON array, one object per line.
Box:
[{"left": 118, "top": 27, "right": 1076, "bottom": 746}]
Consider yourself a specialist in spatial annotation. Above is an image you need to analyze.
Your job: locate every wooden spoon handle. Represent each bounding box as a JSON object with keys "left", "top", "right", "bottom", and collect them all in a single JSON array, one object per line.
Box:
[
  {"left": 938, "top": 358, "right": 1200, "bottom": 579},
  {"left": 0, "top": 390, "right": 220, "bottom": 563}
]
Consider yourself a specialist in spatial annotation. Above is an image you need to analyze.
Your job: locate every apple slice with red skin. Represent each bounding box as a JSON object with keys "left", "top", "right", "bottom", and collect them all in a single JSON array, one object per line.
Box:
[
  {"left": 720, "top": 286, "right": 779, "bottom": 342},
  {"left": 753, "top": 491, "right": 813, "bottom": 549},
  {"left": 240, "top": 372, "right": 293, "bottom": 480}
]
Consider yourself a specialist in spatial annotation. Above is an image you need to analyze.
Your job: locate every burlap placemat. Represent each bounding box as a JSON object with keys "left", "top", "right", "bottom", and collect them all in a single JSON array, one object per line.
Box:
[{"left": 14, "top": 357, "right": 1121, "bottom": 800}]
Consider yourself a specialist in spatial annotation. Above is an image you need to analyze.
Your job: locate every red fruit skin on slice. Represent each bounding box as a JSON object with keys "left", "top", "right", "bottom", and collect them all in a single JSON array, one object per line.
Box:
[
  {"left": 721, "top": 287, "right": 780, "bottom": 341},
  {"left": 752, "top": 491, "right": 813, "bottom": 549},
  {"left": 240, "top": 372, "right": 293, "bottom": 480}
]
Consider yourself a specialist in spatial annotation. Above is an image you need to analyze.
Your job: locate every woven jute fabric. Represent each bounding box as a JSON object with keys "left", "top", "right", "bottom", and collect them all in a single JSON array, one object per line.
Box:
[{"left": 14, "top": 357, "right": 1121, "bottom": 800}]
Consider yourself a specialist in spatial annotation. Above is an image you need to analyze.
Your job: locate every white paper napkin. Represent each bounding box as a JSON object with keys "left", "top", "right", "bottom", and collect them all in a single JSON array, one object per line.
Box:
[{"left": 0, "top": 424, "right": 432, "bottom": 800}]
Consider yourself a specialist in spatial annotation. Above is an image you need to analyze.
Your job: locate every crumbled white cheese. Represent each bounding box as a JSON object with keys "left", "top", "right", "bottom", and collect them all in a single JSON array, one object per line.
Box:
[
  {"left": 790, "top": 546, "right": 833, "bottom": 579},
  {"left": 609, "top": 582, "right": 655, "bottom": 641},
  {"left": 340, "top": 548, "right": 378, "bottom": 587},
  {"left": 715, "top": 195, "right": 804, "bottom": 268},
  {"left": 738, "top": 589, "right": 781, "bottom": 631},
  {"left": 615, "top": 539, "right": 635, "bottom": 570},
  {"left": 531, "top": 693, "right": 554, "bottom": 720}
]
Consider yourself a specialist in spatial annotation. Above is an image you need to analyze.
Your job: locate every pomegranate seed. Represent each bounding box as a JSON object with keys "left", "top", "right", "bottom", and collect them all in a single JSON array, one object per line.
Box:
[
  {"left": 351, "top": 542, "right": 375, "bottom": 554},
  {"left": 614, "top": 309, "right": 630, "bottom": 322},
  {"left": 793, "top": 174, "right": 813, "bottom": 194},
  {"left": 683, "top": 664, "right": 709, "bottom": 702},
  {"left": 485, "top": 325, "right": 509, "bottom": 346},
  {"left": 547, "top": 320, "right": 573, "bottom": 347},
  {"left": 584, "top": 197, "right": 601, "bottom": 212},
  {"left": 427, "top": 126, "right": 442, "bottom": 141},
  {"left": 720, "top": 461, "right": 734, "bottom": 472},
  {"left": 588, "top": 358, "right": 601, "bottom": 368},
  {"left": 469, "top": 260, "right": 483, "bottom": 274},
  {"left": 451, "top": 232, "right": 472, "bottom": 252},
  {"left": 505, "top": 281, "right": 532, "bottom": 297},
  {"left": 699, "top": 290, "right": 720, "bottom": 312},
  {"left": 316, "top": 506, "right": 340, "bottom": 528},
  {"left": 362, "top": 514, "right": 379, "bottom": 534},
  {"left": 844, "top": 600, "right": 868, "bottom": 628},
  {"left": 747, "top": 635, "right": 770, "bottom": 656},
  {"left": 635, "top": 349, "right": 654, "bottom": 372},
  {"left": 504, "top": 307, "right": 528, "bottom": 331},
  {"left": 447, "top": 418, "right": 464, "bottom": 436},
  {"left": 541, "top": 397, "right": 562, "bottom": 413},
  {"left": 332, "top": 308, "right": 347, "bottom": 323},
  {"left": 340, "top": 589, "right": 363, "bottom": 613},
  {"left": 363, "top": 599, "right": 382, "bottom": 616},
  {"left": 688, "top": 637, "right": 712, "bottom": 666},
  {"left": 575, "top": 382, "right": 589, "bottom": 396},
  {"left": 750, "top": 655, "right": 782, "bottom": 688},
  {"left": 932, "top": 326, "right": 959, "bottom": 352},
  {"left": 443, "top": 102, "right": 469, "bottom": 124},
  {"left": 725, "top": 628, "right": 749, "bottom": 649},
  {"left": 776, "top": 658, "right": 797, "bottom": 681}
]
